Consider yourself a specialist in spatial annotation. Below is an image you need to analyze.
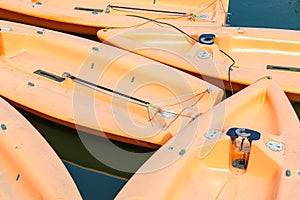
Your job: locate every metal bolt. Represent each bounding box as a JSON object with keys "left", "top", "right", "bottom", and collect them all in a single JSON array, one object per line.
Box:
[
  {"left": 205, "top": 129, "right": 222, "bottom": 139},
  {"left": 1, "top": 124, "right": 7, "bottom": 130},
  {"left": 197, "top": 51, "right": 211, "bottom": 59},
  {"left": 0, "top": 27, "right": 12, "bottom": 31},
  {"left": 286, "top": 169, "right": 291, "bottom": 177},
  {"left": 16, "top": 173, "right": 20, "bottom": 181},
  {"left": 131, "top": 76, "right": 135, "bottom": 83},
  {"left": 266, "top": 141, "right": 283, "bottom": 152},
  {"left": 36, "top": 30, "right": 44, "bottom": 35},
  {"left": 105, "top": 5, "right": 111, "bottom": 13},
  {"left": 179, "top": 149, "right": 185, "bottom": 156},
  {"left": 28, "top": 82, "right": 35, "bottom": 87},
  {"left": 92, "top": 47, "right": 99, "bottom": 51},
  {"left": 196, "top": 14, "right": 209, "bottom": 20}
]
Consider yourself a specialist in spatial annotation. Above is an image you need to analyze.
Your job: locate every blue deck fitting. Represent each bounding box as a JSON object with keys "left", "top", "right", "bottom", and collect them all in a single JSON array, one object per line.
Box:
[{"left": 1, "top": 124, "right": 7, "bottom": 130}]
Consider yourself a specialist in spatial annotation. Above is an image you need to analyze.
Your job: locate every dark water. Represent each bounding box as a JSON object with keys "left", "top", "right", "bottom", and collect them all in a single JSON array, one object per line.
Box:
[
  {"left": 17, "top": 108, "right": 155, "bottom": 199},
  {"left": 227, "top": 0, "right": 300, "bottom": 30},
  {"left": 226, "top": 0, "right": 300, "bottom": 120},
  {"left": 13, "top": 1, "right": 300, "bottom": 199},
  {"left": 63, "top": 161, "right": 126, "bottom": 199}
]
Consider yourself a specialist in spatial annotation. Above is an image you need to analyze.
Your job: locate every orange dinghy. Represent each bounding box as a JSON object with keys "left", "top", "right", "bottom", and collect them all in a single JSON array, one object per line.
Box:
[
  {"left": 98, "top": 26, "right": 300, "bottom": 102},
  {"left": 115, "top": 79, "right": 300, "bottom": 200},
  {"left": 0, "top": 96, "right": 81, "bottom": 199},
  {"left": 0, "top": 0, "right": 229, "bottom": 35},
  {"left": 0, "top": 20, "right": 223, "bottom": 149}
]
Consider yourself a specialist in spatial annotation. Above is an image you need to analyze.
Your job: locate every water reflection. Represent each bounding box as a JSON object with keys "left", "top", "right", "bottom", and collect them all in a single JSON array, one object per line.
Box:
[
  {"left": 289, "top": 0, "right": 300, "bottom": 23},
  {"left": 16, "top": 108, "right": 155, "bottom": 180},
  {"left": 228, "top": 0, "right": 300, "bottom": 30},
  {"left": 292, "top": 102, "right": 300, "bottom": 120},
  {"left": 63, "top": 161, "right": 126, "bottom": 199}
]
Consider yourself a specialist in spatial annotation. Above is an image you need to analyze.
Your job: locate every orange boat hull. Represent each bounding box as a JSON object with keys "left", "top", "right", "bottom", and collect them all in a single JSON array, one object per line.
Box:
[
  {"left": 0, "top": 20, "right": 223, "bottom": 148},
  {"left": 116, "top": 79, "right": 300, "bottom": 199},
  {"left": 0, "top": 0, "right": 229, "bottom": 35},
  {"left": 98, "top": 25, "right": 300, "bottom": 102},
  {"left": 0, "top": 96, "right": 81, "bottom": 199}
]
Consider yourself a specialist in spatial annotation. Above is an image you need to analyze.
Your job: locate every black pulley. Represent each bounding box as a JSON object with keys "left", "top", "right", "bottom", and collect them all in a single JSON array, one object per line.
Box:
[{"left": 198, "top": 34, "right": 215, "bottom": 45}]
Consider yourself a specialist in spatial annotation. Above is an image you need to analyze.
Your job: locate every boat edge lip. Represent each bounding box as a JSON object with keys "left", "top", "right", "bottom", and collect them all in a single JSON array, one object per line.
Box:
[
  {"left": 115, "top": 78, "right": 300, "bottom": 199},
  {"left": 0, "top": 96, "right": 82, "bottom": 199}
]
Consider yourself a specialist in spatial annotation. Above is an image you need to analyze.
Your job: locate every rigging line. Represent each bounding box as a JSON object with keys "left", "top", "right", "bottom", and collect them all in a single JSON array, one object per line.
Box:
[
  {"left": 102, "top": 15, "right": 184, "bottom": 30},
  {"left": 217, "top": 0, "right": 228, "bottom": 25},
  {"left": 62, "top": 72, "right": 207, "bottom": 113},
  {"left": 147, "top": 90, "right": 208, "bottom": 128},
  {"left": 149, "top": 91, "right": 206, "bottom": 121},
  {"left": 125, "top": 15, "right": 200, "bottom": 42},
  {"left": 112, "top": 15, "right": 236, "bottom": 95},
  {"left": 62, "top": 72, "right": 150, "bottom": 106},
  {"left": 121, "top": 15, "right": 237, "bottom": 93},
  {"left": 151, "top": 92, "right": 206, "bottom": 119},
  {"left": 146, "top": 105, "right": 154, "bottom": 126},
  {"left": 158, "top": 109, "right": 194, "bottom": 119},
  {"left": 109, "top": 0, "right": 217, "bottom": 17},
  {"left": 106, "top": 15, "right": 237, "bottom": 95},
  {"left": 148, "top": 108, "right": 192, "bottom": 122},
  {"left": 108, "top": 4, "right": 187, "bottom": 16},
  {"left": 227, "top": 63, "right": 234, "bottom": 95},
  {"left": 152, "top": 89, "right": 209, "bottom": 108},
  {"left": 219, "top": 0, "right": 227, "bottom": 14},
  {"left": 103, "top": 20, "right": 159, "bottom": 30},
  {"left": 150, "top": 89, "right": 209, "bottom": 104},
  {"left": 150, "top": 91, "right": 207, "bottom": 130},
  {"left": 186, "top": 0, "right": 217, "bottom": 16},
  {"left": 178, "top": 91, "right": 207, "bottom": 114},
  {"left": 73, "top": 77, "right": 149, "bottom": 107},
  {"left": 219, "top": 49, "right": 235, "bottom": 95},
  {"left": 102, "top": 4, "right": 214, "bottom": 31}
]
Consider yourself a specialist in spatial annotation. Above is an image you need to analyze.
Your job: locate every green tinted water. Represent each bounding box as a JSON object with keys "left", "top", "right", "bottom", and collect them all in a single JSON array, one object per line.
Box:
[{"left": 17, "top": 108, "right": 155, "bottom": 198}]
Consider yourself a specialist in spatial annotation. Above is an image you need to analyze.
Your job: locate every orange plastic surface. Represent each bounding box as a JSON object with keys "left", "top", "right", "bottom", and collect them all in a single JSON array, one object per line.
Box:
[
  {"left": 0, "top": 20, "right": 223, "bottom": 147},
  {"left": 115, "top": 79, "right": 300, "bottom": 199},
  {"left": 0, "top": 97, "right": 81, "bottom": 199}
]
